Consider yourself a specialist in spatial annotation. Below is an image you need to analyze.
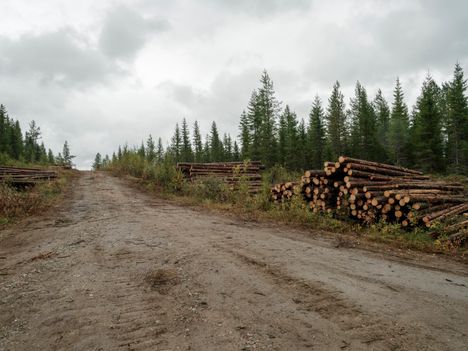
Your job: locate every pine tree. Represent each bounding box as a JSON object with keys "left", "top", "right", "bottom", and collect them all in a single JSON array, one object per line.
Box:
[
  {"left": 246, "top": 91, "right": 261, "bottom": 161},
  {"left": 146, "top": 134, "right": 156, "bottom": 162},
  {"left": 283, "top": 105, "right": 299, "bottom": 169},
  {"left": 388, "top": 78, "right": 410, "bottom": 166},
  {"left": 156, "top": 137, "right": 164, "bottom": 162},
  {"left": 117, "top": 146, "right": 122, "bottom": 160},
  {"left": 239, "top": 110, "right": 251, "bottom": 160},
  {"left": 180, "top": 118, "right": 193, "bottom": 162},
  {"left": 11, "top": 120, "right": 23, "bottom": 160},
  {"left": 233, "top": 141, "right": 240, "bottom": 161},
  {"left": 257, "top": 70, "right": 280, "bottom": 166},
  {"left": 62, "top": 140, "right": 75, "bottom": 166},
  {"left": 349, "top": 82, "right": 381, "bottom": 160},
  {"left": 307, "top": 96, "right": 326, "bottom": 169},
  {"left": 209, "top": 121, "right": 223, "bottom": 161},
  {"left": 326, "top": 81, "right": 347, "bottom": 160},
  {"left": 223, "top": 134, "right": 232, "bottom": 161},
  {"left": 446, "top": 63, "right": 468, "bottom": 174},
  {"left": 24, "top": 120, "right": 41, "bottom": 162},
  {"left": 171, "top": 123, "right": 181, "bottom": 161},
  {"left": 297, "top": 119, "right": 307, "bottom": 170},
  {"left": 48, "top": 149, "right": 55, "bottom": 164},
  {"left": 373, "top": 89, "right": 390, "bottom": 162},
  {"left": 277, "top": 110, "right": 287, "bottom": 166},
  {"left": 411, "top": 75, "right": 445, "bottom": 172},
  {"left": 93, "top": 153, "right": 102, "bottom": 170},
  {"left": 193, "top": 120, "right": 203, "bottom": 162}
]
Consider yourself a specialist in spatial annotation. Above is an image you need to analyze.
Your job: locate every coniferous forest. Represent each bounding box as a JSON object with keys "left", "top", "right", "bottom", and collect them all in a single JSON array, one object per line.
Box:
[
  {"left": 100, "top": 63, "right": 467, "bottom": 175},
  {"left": 0, "top": 105, "right": 74, "bottom": 167}
]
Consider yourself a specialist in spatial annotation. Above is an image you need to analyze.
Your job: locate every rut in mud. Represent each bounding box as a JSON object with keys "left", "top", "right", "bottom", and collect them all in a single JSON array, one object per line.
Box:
[{"left": 1, "top": 172, "right": 467, "bottom": 350}]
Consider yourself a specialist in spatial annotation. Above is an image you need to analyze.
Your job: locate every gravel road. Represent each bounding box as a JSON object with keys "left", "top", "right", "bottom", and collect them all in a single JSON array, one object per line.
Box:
[{"left": 1, "top": 171, "right": 467, "bottom": 350}]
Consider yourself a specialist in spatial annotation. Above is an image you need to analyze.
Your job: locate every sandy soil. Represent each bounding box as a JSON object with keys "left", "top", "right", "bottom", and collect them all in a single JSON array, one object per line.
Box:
[{"left": 1, "top": 171, "right": 467, "bottom": 351}]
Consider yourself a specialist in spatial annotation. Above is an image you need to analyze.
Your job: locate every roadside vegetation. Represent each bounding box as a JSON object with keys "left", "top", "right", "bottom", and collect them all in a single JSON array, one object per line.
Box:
[{"left": 0, "top": 107, "right": 76, "bottom": 226}]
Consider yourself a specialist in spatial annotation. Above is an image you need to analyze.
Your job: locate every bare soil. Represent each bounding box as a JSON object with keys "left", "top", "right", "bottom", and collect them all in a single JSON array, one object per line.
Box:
[{"left": 1, "top": 171, "right": 467, "bottom": 350}]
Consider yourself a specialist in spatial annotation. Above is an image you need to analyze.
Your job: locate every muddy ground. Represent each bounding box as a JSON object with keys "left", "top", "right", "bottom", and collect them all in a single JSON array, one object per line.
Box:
[{"left": 0, "top": 171, "right": 467, "bottom": 350}]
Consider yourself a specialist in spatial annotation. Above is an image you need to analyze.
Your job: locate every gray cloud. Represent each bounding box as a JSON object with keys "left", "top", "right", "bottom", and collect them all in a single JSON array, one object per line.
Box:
[
  {"left": 99, "top": 5, "right": 169, "bottom": 60},
  {"left": 0, "top": 29, "right": 121, "bottom": 88}
]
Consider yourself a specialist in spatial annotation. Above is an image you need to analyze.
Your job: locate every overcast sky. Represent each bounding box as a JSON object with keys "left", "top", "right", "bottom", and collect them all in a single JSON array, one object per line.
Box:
[{"left": 0, "top": 0, "right": 467, "bottom": 169}]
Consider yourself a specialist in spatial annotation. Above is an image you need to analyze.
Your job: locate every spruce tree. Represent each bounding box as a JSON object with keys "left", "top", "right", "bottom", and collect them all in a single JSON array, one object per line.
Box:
[
  {"left": 223, "top": 133, "right": 232, "bottom": 161},
  {"left": 233, "top": 141, "right": 240, "bottom": 161},
  {"left": 307, "top": 96, "right": 326, "bottom": 169},
  {"left": 246, "top": 91, "right": 261, "bottom": 161},
  {"left": 156, "top": 137, "right": 164, "bottom": 162},
  {"left": 209, "top": 121, "right": 223, "bottom": 161},
  {"left": 296, "top": 119, "right": 307, "bottom": 170},
  {"left": 11, "top": 120, "right": 23, "bottom": 160},
  {"left": 446, "top": 63, "right": 468, "bottom": 174},
  {"left": 24, "top": 120, "right": 41, "bottom": 162},
  {"left": 181, "top": 118, "right": 193, "bottom": 162},
  {"left": 349, "top": 81, "right": 381, "bottom": 160},
  {"left": 326, "top": 81, "right": 347, "bottom": 160},
  {"left": 146, "top": 134, "right": 156, "bottom": 162},
  {"left": 193, "top": 120, "right": 203, "bottom": 162},
  {"left": 138, "top": 142, "right": 146, "bottom": 159},
  {"left": 93, "top": 153, "right": 102, "bottom": 170},
  {"left": 239, "top": 110, "right": 251, "bottom": 160},
  {"left": 48, "top": 149, "right": 55, "bottom": 164},
  {"left": 388, "top": 78, "right": 410, "bottom": 166},
  {"left": 257, "top": 70, "right": 280, "bottom": 166},
  {"left": 171, "top": 123, "right": 181, "bottom": 161},
  {"left": 62, "top": 140, "right": 75, "bottom": 166},
  {"left": 283, "top": 106, "right": 299, "bottom": 169},
  {"left": 373, "top": 89, "right": 391, "bottom": 162},
  {"left": 411, "top": 75, "right": 445, "bottom": 172}
]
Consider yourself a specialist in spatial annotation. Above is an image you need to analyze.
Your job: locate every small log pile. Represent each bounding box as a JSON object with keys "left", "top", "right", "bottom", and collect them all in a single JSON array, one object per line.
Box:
[
  {"left": 300, "top": 157, "right": 467, "bottom": 232},
  {"left": 0, "top": 166, "right": 58, "bottom": 185},
  {"left": 177, "top": 161, "right": 265, "bottom": 193},
  {"left": 271, "top": 182, "right": 297, "bottom": 203}
]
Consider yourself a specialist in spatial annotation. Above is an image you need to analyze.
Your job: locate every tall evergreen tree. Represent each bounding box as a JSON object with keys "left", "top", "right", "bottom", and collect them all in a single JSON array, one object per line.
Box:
[
  {"left": 137, "top": 141, "right": 146, "bottom": 159},
  {"left": 223, "top": 133, "right": 232, "bottom": 161},
  {"left": 92, "top": 153, "right": 102, "bottom": 170},
  {"left": 373, "top": 89, "right": 390, "bottom": 162},
  {"left": 446, "top": 63, "right": 468, "bottom": 174},
  {"left": 156, "top": 137, "right": 164, "bottom": 162},
  {"left": 388, "top": 78, "right": 410, "bottom": 166},
  {"left": 146, "top": 134, "right": 156, "bottom": 162},
  {"left": 326, "top": 81, "right": 347, "bottom": 160},
  {"left": 171, "top": 123, "right": 181, "bottom": 161},
  {"left": 62, "top": 140, "right": 75, "bottom": 166},
  {"left": 307, "top": 96, "right": 326, "bottom": 169},
  {"left": 24, "top": 120, "right": 41, "bottom": 162},
  {"left": 349, "top": 82, "right": 381, "bottom": 160},
  {"left": 411, "top": 75, "right": 445, "bottom": 172},
  {"left": 209, "top": 121, "right": 223, "bottom": 161},
  {"left": 246, "top": 91, "right": 261, "bottom": 161},
  {"left": 238, "top": 110, "right": 251, "bottom": 160},
  {"left": 193, "top": 120, "right": 203, "bottom": 162},
  {"left": 180, "top": 118, "right": 193, "bottom": 162},
  {"left": 256, "top": 70, "right": 280, "bottom": 166}
]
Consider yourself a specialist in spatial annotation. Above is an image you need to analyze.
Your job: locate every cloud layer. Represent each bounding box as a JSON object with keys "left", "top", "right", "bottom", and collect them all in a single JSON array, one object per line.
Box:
[{"left": 0, "top": 0, "right": 466, "bottom": 168}]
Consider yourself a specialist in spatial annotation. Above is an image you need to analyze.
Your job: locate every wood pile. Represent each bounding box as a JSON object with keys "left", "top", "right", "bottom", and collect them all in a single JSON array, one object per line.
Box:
[
  {"left": 177, "top": 161, "right": 265, "bottom": 193},
  {"left": 271, "top": 182, "right": 297, "bottom": 203},
  {"left": 300, "top": 157, "right": 467, "bottom": 232},
  {"left": 0, "top": 166, "right": 58, "bottom": 185}
]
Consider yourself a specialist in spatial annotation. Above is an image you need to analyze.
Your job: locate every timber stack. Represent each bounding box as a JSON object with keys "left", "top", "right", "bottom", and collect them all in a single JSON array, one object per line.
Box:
[
  {"left": 0, "top": 166, "right": 58, "bottom": 185},
  {"left": 177, "top": 161, "right": 265, "bottom": 193},
  {"left": 301, "top": 156, "right": 467, "bottom": 233},
  {"left": 271, "top": 182, "right": 297, "bottom": 203}
]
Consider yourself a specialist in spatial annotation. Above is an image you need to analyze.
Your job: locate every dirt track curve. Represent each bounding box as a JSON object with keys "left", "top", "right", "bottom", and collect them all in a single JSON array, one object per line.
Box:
[{"left": 1, "top": 171, "right": 467, "bottom": 351}]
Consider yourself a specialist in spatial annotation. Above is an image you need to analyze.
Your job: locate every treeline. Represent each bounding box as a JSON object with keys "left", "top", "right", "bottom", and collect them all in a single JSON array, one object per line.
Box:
[
  {"left": 0, "top": 104, "right": 74, "bottom": 167},
  {"left": 97, "top": 63, "right": 467, "bottom": 174}
]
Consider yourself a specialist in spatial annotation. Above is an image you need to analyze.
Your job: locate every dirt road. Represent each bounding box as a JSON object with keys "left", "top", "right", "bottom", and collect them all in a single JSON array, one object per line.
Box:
[{"left": 1, "top": 172, "right": 467, "bottom": 350}]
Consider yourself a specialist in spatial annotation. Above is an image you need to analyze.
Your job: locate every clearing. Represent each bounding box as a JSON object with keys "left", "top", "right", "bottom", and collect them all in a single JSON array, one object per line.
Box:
[{"left": 0, "top": 172, "right": 467, "bottom": 350}]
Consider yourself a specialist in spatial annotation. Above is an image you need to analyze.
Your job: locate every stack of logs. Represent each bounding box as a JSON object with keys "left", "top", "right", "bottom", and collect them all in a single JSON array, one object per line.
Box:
[
  {"left": 271, "top": 182, "right": 297, "bottom": 203},
  {"left": 300, "top": 156, "right": 467, "bottom": 233},
  {"left": 0, "top": 166, "right": 58, "bottom": 186},
  {"left": 177, "top": 161, "right": 265, "bottom": 193}
]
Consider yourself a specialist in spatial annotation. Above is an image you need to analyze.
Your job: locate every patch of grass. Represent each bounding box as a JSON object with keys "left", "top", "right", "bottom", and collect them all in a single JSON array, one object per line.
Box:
[{"left": 0, "top": 169, "right": 75, "bottom": 226}]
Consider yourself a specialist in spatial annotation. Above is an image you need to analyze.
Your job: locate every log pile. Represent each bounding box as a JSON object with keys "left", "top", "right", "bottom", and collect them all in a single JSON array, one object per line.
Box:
[
  {"left": 0, "top": 166, "right": 58, "bottom": 185},
  {"left": 177, "top": 161, "right": 265, "bottom": 193},
  {"left": 300, "top": 157, "right": 467, "bottom": 232},
  {"left": 271, "top": 182, "right": 297, "bottom": 203}
]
